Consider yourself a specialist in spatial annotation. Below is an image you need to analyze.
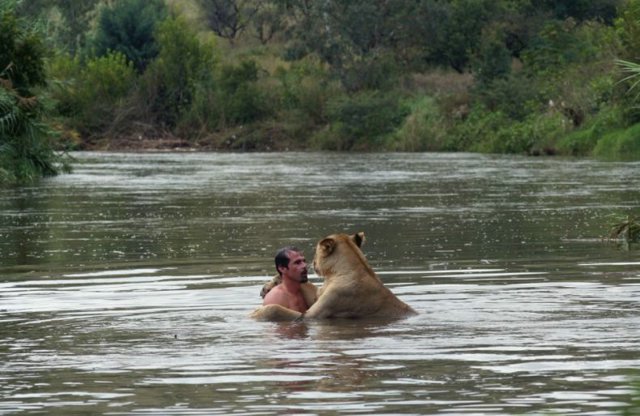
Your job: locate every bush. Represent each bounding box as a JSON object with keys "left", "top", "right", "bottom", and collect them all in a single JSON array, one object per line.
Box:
[
  {"left": 0, "top": 2, "right": 69, "bottom": 184},
  {"left": 49, "top": 52, "right": 136, "bottom": 134},
  {"left": 474, "top": 73, "right": 546, "bottom": 121},
  {"left": 389, "top": 96, "right": 446, "bottom": 151},
  {"left": 593, "top": 122, "right": 640, "bottom": 160},
  {"left": 276, "top": 57, "right": 334, "bottom": 123},
  {"left": 441, "top": 104, "right": 567, "bottom": 154},
  {"left": 139, "top": 17, "right": 216, "bottom": 129},
  {"left": 313, "top": 90, "right": 409, "bottom": 150},
  {"left": 217, "top": 60, "right": 267, "bottom": 125},
  {"left": 523, "top": 19, "right": 601, "bottom": 77},
  {"left": 477, "top": 112, "right": 567, "bottom": 154},
  {"left": 557, "top": 105, "right": 623, "bottom": 156},
  {"left": 443, "top": 107, "right": 509, "bottom": 151},
  {"left": 472, "top": 24, "right": 512, "bottom": 86},
  {"left": 92, "top": 0, "right": 167, "bottom": 73}
]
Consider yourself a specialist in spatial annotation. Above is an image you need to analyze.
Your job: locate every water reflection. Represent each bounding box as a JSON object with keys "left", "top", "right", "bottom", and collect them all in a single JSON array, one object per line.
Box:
[{"left": 1, "top": 152, "right": 640, "bottom": 415}]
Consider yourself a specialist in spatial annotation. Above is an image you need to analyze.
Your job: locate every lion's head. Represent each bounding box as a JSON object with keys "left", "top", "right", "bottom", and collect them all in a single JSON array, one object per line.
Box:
[{"left": 313, "top": 231, "right": 372, "bottom": 278}]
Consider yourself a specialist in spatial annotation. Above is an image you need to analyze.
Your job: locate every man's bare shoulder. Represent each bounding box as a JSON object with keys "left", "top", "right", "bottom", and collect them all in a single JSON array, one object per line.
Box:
[{"left": 263, "top": 285, "right": 288, "bottom": 306}]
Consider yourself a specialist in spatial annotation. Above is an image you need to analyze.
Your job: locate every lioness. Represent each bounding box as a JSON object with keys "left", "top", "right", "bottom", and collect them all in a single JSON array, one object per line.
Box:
[{"left": 250, "top": 232, "right": 416, "bottom": 321}]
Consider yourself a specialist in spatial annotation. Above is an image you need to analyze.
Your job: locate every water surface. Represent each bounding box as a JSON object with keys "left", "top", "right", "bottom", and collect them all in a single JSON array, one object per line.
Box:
[{"left": 1, "top": 152, "right": 640, "bottom": 415}]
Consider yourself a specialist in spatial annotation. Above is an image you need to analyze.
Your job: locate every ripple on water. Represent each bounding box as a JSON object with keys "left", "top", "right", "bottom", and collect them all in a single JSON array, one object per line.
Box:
[{"left": 2, "top": 153, "right": 640, "bottom": 415}]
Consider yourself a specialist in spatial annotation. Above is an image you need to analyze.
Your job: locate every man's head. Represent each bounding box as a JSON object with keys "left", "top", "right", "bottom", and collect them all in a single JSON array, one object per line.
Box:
[{"left": 275, "top": 247, "right": 308, "bottom": 283}]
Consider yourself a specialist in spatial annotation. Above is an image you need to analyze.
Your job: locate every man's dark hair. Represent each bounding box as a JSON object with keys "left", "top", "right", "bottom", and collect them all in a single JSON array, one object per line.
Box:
[{"left": 275, "top": 246, "right": 300, "bottom": 276}]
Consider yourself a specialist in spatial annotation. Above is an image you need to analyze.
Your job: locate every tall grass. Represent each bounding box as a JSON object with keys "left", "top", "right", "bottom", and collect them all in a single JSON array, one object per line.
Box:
[{"left": 593, "top": 122, "right": 640, "bottom": 160}]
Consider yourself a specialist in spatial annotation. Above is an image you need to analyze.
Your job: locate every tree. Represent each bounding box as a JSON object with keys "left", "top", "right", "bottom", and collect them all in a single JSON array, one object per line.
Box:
[
  {"left": 251, "top": 2, "right": 285, "bottom": 44},
  {"left": 278, "top": 0, "right": 502, "bottom": 86},
  {"left": 16, "top": 0, "right": 101, "bottom": 54},
  {"left": 277, "top": 0, "right": 409, "bottom": 90},
  {"left": 140, "top": 17, "right": 217, "bottom": 127},
  {"left": 93, "top": 0, "right": 167, "bottom": 73},
  {"left": 197, "top": 0, "right": 259, "bottom": 42},
  {"left": 0, "top": 0, "right": 69, "bottom": 184},
  {"left": 533, "top": 0, "right": 622, "bottom": 23},
  {"left": 419, "top": 0, "right": 498, "bottom": 73}
]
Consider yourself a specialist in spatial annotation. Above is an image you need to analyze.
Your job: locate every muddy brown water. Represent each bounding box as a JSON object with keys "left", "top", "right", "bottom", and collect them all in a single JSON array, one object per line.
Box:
[{"left": 1, "top": 152, "right": 640, "bottom": 415}]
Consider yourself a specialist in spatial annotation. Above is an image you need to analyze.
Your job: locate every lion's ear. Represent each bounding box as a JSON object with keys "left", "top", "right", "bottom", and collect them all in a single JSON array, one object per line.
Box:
[
  {"left": 353, "top": 232, "right": 365, "bottom": 248},
  {"left": 319, "top": 237, "right": 336, "bottom": 255}
]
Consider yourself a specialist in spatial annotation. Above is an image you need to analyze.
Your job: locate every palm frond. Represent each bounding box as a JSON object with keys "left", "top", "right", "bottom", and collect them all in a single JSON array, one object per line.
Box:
[{"left": 616, "top": 59, "right": 640, "bottom": 96}]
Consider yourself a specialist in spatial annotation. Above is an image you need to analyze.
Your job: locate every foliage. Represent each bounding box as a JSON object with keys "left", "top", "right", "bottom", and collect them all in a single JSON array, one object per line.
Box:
[
  {"left": 622, "top": 378, "right": 640, "bottom": 415},
  {"left": 217, "top": 60, "right": 267, "bottom": 125},
  {"left": 313, "top": 90, "right": 409, "bottom": 150},
  {"left": 442, "top": 104, "right": 568, "bottom": 154},
  {"left": 92, "top": 0, "right": 166, "bottom": 73},
  {"left": 617, "top": 58, "right": 640, "bottom": 97},
  {"left": 16, "top": 0, "right": 101, "bottom": 54},
  {"left": 390, "top": 96, "right": 446, "bottom": 151},
  {"left": 472, "top": 24, "right": 512, "bottom": 86},
  {"left": 278, "top": 0, "right": 412, "bottom": 90},
  {"left": 140, "top": 16, "right": 217, "bottom": 129},
  {"left": 197, "top": 0, "right": 286, "bottom": 45},
  {"left": 474, "top": 73, "right": 546, "bottom": 121},
  {"left": 522, "top": 19, "right": 608, "bottom": 77},
  {"left": 250, "top": 1, "right": 285, "bottom": 44},
  {"left": 536, "top": 0, "right": 621, "bottom": 23},
  {"left": 428, "top": 0, "right": 498, "bottom": 73},
  {"left": 276, "top": 57, "right": 334, "bottom": 124},
  {"left": 197, "top": 0, "right": 259, "bottom": 41},
  {"left": 11, "top": 0, "right": 640, "bottom": 159},
  {"left": 607, "top": 214, "right": 640, "bottom": 243},
  {"left": 593, "top": 122, "right": 640, "bottom": 160},
  {"left": 48, "top": 51, "right": 136, "bottom": 135},
  {"left": 0, "top": 0, "right": 69, "bottom": 184},
  {"left": 474, "top": 112, "right": 567, "bottom": 154},
  {"left": 557, "top": 105, "right": 623, "bottom": 155},
  {"left": 615, "top": 0, "right": 640, "bottom": 60}
]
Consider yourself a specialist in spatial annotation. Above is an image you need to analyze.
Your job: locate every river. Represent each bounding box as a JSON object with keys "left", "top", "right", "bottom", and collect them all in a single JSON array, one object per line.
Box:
[{"left": 1, "top": 152, "right": 640, "bottom": 415}]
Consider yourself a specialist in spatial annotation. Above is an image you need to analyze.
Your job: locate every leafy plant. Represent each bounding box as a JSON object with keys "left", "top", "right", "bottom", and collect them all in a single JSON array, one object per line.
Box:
[
  {"left": 0, "top": 0, "right": 70, "bottom": 184},
  {"left": 49, "top": 52, "right": 136, "bottom": 135},
  {"left": 315, "top": 90, "right": 409, "bottom": 150},
  {"left": 92, "top": 0, "right": 167, "bottom": 73},
  {"left": 622, "top": 378, "right": 640, "bottom": 415},
  {"left": 140, "top": 16, "right": 217, "bottom": 128},
  {"left": 593, "top": 122, "right": 640, "bottom": 160},
  {"left": 390, "top": 96, "right": 446, "bottom": 151},
  {"left": 607, "top": 215, "right": 640, "bottom": 243},
  {"left": 217, "top": 60, "right": 268, "bottom": 125}
]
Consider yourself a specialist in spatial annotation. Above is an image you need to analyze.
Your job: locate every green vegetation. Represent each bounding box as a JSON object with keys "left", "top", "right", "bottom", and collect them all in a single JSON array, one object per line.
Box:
[
  {"left": 609, "top": 215, "right": 640, "bottom": 241},
  {"left": 1, "top": 0, "right": 69, "bottom": 184},
  {"left": 7, "top": 0, "right": 640, "bottom": 184},
  {"left": 92, "top": 0, "right": 167, "bottom": 73},
  {"left": 623, "top": 378, "right": 640, "bottom": 415},
  {"left": 607, "top": 214, "right": 640, "bottom": 252}
]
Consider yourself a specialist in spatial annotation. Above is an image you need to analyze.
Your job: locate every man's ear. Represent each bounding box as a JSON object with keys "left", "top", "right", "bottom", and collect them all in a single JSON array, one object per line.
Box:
[
  {"left": 319, "top": 237, "right": 336, "bottom": 255},
  {"left": 353, "top": 232, "right": 365, "bottom": 248}
]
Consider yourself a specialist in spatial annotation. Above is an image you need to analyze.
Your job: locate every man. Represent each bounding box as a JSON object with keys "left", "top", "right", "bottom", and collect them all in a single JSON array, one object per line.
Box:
[{"left": 262, "top": 247, "right": 310, "bottom": 313}]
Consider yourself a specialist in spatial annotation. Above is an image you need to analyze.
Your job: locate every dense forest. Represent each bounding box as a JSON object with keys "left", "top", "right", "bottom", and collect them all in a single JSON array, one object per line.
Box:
[{"left": 3, "top": 0, "right": 640, "bottom": 183}]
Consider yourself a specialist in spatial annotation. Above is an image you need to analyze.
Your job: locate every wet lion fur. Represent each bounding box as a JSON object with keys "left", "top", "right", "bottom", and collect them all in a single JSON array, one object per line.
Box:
[{"left": 251, "top": 232, "right": 416, "bottom": 321}]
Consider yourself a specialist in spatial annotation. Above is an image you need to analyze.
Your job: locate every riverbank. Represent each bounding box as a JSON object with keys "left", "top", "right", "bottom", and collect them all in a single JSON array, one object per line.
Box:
[{"left": 76, "top": 128, "right": 301, "bottom": 152}]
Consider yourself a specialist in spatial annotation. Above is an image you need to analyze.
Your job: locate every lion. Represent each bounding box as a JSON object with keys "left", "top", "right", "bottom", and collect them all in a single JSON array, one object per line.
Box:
[{"left": 250, "top": 232, "right": 416, "bottom": 321}]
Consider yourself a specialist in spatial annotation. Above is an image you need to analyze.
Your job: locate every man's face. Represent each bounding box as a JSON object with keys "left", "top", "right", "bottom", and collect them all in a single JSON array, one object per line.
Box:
[{"left": 282, "top": 251, "right": 308, "bottom": 283}]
